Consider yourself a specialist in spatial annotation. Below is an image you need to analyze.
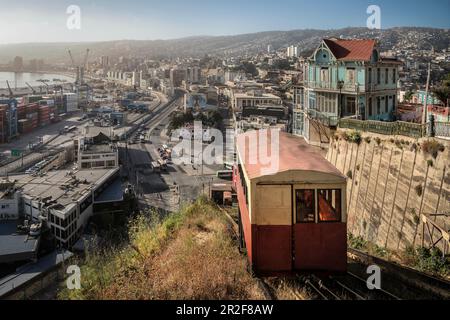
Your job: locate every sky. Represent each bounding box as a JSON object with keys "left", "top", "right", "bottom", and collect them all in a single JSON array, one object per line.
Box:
[{"left": 0, "top": 0, "right": 449, "bottom": 44}]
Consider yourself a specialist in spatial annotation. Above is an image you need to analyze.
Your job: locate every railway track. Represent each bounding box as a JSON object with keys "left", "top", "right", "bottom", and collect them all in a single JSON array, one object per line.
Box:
[{"left": 218, "top": 205, "right": 450, "bottom": 300}]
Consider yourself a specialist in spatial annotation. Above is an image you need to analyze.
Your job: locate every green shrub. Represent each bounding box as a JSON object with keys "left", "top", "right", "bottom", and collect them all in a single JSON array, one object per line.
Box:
[
  {"left": 422, "top": 139, "right": 445, "bottom": 159},
  {"left": 414, "top": 247, "right": 449, "bottom": 275},
  {"left": 415, "top": 185, "right": 423, "bottom": 197},
  {"left": 348, "top": 233, "right": 367, "bottom": 250},
  {"left": 347, "top": 170, "right": 353, "bottom": 179},
  {"left": 375, "top": 137, "right": 382, "bottom": 145},
  {"left": 347, "top": 130, "right": 362, "bottom": 145}
]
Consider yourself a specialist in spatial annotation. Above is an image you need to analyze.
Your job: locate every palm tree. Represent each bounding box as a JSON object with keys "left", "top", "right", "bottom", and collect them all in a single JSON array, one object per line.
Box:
[{"left": 432, "top": 75, "right": 450, "bottom": 107}]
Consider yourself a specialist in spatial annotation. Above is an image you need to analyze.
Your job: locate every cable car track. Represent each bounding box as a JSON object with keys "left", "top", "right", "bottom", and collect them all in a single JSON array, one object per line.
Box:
[{"left": 217, "top": 206, "right": 448, "bottom": 300}]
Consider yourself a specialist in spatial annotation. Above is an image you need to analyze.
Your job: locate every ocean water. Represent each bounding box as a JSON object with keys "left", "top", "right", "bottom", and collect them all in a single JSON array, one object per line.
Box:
[{"left": 0, "top": 72, "right": 74, "bottom": 89}]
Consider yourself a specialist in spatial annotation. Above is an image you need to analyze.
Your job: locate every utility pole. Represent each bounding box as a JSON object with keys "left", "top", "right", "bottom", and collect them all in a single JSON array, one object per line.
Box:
[{"left": 422, "top": 62, "right": 431, "bottom": 126}]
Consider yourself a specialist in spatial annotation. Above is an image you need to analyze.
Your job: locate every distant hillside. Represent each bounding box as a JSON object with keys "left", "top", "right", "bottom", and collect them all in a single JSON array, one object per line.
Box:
[{"left": 0, "top": 27, "right": 448, "bottom": 64}]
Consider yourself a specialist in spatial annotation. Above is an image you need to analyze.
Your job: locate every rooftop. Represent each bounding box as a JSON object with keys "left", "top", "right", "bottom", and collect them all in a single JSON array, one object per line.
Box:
[
  {"left": 0, "top": 250, "right": 73, "bottom": 298},
  {"left": 0, "top": 168, "right": 119, "bottom": 214},
  {"left": 81, "top": 143, "right": 117, "bottom": 154},
  {"left": 323, "top": 38, "right": 376, "bottom": 62},
  {"left": 237, "top": 130, "right": 346, "bottom": 180},
  {"left": 234, "top": 92, "right": 281, "bottom": 99},
  {"left": 0, "top": 222, "right": 40, "bottom": 264}
]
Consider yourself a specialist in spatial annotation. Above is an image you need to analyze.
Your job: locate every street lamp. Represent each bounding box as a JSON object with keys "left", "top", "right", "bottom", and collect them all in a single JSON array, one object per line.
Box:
[{"left": 337, "top": 80, "right": 345, "bottom": 119}]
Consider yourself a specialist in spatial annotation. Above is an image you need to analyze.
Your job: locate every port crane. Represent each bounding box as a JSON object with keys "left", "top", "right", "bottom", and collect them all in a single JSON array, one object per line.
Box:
[
  {"left": 6, "top": 80, "right": 14, "bottom": 98},
  {"left": 25, "top": 82, "right": 38, "bottom": 95},
  {"left": 67, "top": 48, "right": 90, "bottom": 85},
  {"left": 37, "top": 80, "right": 50, "bottom": 95}
]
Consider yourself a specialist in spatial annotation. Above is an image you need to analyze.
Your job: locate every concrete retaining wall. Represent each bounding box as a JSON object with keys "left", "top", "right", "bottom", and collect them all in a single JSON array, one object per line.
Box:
[{"left": 327, "top": 132, "right": 450, "bottom": 252}]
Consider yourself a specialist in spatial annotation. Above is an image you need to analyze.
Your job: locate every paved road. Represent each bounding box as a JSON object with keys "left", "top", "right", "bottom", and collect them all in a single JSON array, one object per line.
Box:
[{"left": 126, "top": 96, "right": 223, "bottom": 213}]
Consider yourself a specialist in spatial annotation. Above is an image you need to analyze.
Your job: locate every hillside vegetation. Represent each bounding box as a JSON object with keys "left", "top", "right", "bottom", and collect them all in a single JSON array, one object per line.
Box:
[{"left": 59, "top": 198, "right": 263, "bottom": 300}]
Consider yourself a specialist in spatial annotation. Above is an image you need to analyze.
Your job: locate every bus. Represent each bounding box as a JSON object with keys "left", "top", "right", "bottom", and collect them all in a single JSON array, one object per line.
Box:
[{"left": 216, "top": 170, "right": 233, "bottom": 181}]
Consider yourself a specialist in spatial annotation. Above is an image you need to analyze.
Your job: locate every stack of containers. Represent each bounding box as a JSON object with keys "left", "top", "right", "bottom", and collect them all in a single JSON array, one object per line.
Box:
[
  {"left": 17, "top": 104, "right": 28, "bottom": 120},
  {"left": 49, "top": 105, "right": 60, "bottom": 123},
  {"left": 18, "top": 119, "right": 32, "bottom": 134},
  {"left": 38, "top": 105, "right": 50, "bottom": 127},
  {"left": 27, "top": 104, "right": 39, "bottom": 130},
  {"left": 0, "top": 104, "right": 7, "bottom": 143}
]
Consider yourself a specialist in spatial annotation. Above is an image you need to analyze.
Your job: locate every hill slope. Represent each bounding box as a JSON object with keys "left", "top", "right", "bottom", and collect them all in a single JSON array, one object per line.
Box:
[
  {"left": 58, "top": 198, "right": 264, "bottom": 300},
  {"left": 0, "top": 27, "right": 448, "bottom": 64}
]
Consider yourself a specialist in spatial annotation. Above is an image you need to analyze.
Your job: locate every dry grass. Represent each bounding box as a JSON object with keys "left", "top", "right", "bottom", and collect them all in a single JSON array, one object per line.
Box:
[{"left": 59, "top": 198, "right": 264, "bottom": 300}]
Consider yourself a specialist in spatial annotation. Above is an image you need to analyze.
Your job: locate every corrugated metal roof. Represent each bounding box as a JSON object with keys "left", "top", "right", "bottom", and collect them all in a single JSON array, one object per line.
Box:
[{"left": 237, "top": 130, "right": 346, "bottom": 180}]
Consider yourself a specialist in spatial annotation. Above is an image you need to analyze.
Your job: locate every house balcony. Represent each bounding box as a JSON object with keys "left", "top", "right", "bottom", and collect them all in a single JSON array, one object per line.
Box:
[{"left": 306, "top": 81, "right": 364, "bottom": 93}]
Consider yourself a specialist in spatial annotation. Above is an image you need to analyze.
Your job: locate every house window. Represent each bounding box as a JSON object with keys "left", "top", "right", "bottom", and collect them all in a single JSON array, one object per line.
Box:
[
  {"left": 320, "top": 67, "right": 329, "bottom": 82},
  {"left": 393, "top": 69, "right": 396, "bottom": 84},
  {"left": 385, "top": 68, "right": 389, "bottom": 84},
  {"left": 377, "top": 68, "right": 381, "bottom": 85},
  {"left": 368, "top": 98, "right": 373, "bottom": 117},
  {"left": 296, "top": 189, "right": 316, "bottom": 223},
  {"left": 318, "top": 189, "right": 342, "bottom": 222},
  {"left": 377, "top": 97, "right": 381, "bottom": 114},
  {"left": 385, "top": 96, "right": 389, "bottom": 113},
  {"left": 368, "top": 68, "right": 372, "bottom": 84},
  {"left": 346, "top": 97, "right": 356, "bottom": 115},
  {"left": 346, "top": 68, "right": 356, "bottom": 84}
]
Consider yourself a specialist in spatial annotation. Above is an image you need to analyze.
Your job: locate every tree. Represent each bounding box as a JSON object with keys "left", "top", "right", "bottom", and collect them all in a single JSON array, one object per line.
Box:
[
  {"left": 404, "top": 90, "right": 414, "bottom": 103},
  {"left": 432, "top": 74, "right": 450, "bottom": 107}
]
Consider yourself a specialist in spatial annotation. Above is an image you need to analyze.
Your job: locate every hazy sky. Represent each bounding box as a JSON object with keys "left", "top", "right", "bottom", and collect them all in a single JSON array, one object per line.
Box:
[{"left": 0, "top": 0, "right": 449, "bottom": 44}]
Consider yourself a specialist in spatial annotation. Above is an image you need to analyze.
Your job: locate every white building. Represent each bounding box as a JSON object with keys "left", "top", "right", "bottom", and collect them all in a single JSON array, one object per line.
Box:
[
  {"left": 0, "top": 167, "right": 121, "bottom": 247},
  {"left": 231, "top": 90, "right": 282, "bottom": 113},
  {"left": 287, "top": 45, "right": 299, "bottom": 58},
  {"left": 77, "top": 132, "right": 119, "bottom": 170},
  {"left": 63, "top": 93, "right": 79, "bottom": 113},
  {"left": 0, "top": 187, "right": 21, "bottom": 221}
]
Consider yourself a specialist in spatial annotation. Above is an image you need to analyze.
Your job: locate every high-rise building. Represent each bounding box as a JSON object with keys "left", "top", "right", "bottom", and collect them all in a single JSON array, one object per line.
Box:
[
  {"left": 101, "top": 56, "right": 110, "bottom": 69},
  {"left": 287, "top": 46, "right": 299, "bottom": 58},
  {"left": 267, "top": 45, "right": 273, "bottom": 54},
  {"left": 170, "top": 68, "right": 187, "bottom": 87},
  {"left": 186, "top": 67, "right": 201, "bottom": 84},
  {"left": 13, "top": 56, "right": 23, "bottom": 72}
]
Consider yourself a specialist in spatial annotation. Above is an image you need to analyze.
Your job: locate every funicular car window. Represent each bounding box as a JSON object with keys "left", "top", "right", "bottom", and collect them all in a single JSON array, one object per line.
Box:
[
  {"left": 318, "top": 189, "right": 342, "bottom": 222},
  {"left": 296, "top": 189, "right": 315, "bottom": 223}
]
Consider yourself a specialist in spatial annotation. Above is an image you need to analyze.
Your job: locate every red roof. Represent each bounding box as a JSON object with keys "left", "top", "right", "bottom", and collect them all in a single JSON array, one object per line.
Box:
[
  {"left": 236, "top": 130, "right": 345, "bottom": 180},
  {"left": 323, "top": 39, "right": 376, "bottom": 61}
]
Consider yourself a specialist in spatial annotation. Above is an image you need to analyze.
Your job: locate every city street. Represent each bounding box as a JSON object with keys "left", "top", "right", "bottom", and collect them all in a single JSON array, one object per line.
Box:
[{"left": 121, "top": 93, "right": 224, "bottom": 213}]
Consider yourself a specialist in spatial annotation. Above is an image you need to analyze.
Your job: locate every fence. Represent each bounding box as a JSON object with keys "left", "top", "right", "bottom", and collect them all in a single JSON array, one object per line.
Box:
[
  {"left": 339, "top": 119, "right": 434, "bottom": 139},
  {"left": 435, "top": 122, "right": 450, "bottom": 138}
]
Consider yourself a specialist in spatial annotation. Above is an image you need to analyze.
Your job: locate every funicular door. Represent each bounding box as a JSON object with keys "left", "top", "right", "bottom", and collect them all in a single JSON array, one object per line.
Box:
[
  {"left": 293, "top": 186, "right": 347, "bottom": 272},
  {"left": 255, "top": 185, "right": 292, "bottom": 272}
]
